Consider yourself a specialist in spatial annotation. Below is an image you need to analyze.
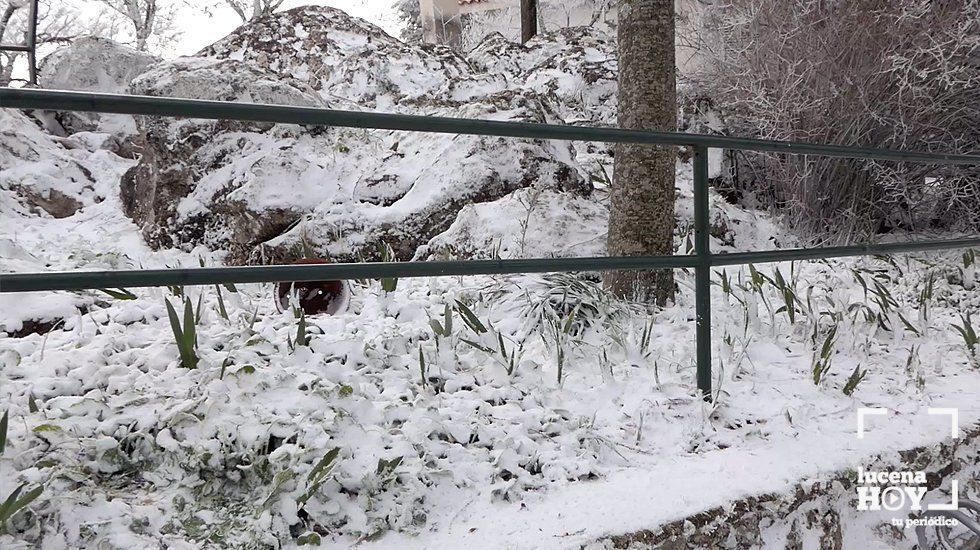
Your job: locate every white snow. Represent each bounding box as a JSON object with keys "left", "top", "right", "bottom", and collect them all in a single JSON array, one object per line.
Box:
[{"left": 1, "top": 8, "right": 978, "bottom": 550}]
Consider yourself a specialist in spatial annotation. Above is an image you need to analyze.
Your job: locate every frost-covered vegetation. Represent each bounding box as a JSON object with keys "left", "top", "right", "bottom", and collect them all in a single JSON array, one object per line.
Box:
[
  {"left": 687, "top": 0, "right": 980, "bottom": 239},
  {"left": 1, "top": 4, "right": 979, "bottom": 549},
  {"left": 2, "top": 162, "right": 978, "bottom": 547}
]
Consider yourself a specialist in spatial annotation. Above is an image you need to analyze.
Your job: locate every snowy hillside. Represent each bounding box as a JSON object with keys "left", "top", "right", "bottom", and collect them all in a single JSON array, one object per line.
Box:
[{"left": 1, "top": 6, "right": 978, "bottom": 550}]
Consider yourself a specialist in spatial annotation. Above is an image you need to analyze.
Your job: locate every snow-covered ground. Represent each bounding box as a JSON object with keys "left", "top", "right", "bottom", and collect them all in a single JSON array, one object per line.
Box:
[
  {"left": 2, "top": 138, "right": 978, "bottom": 547},
  {"left": 2, "top": 6, "right": 979, "bottom": 550}
]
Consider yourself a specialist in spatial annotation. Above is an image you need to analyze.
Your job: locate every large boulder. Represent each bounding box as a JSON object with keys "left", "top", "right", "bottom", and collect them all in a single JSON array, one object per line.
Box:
[
  {"left": 197, "top": 5, "right": 498, "bottom": 111},
  {"left": 38, "top": 37, "right": 161, "bottom": 137},
  {"left": 121, "top": 56, "right": 327, "bottom": 254},
  {"left": 122, "top": 8, "right": 590, "bottom": 264}
]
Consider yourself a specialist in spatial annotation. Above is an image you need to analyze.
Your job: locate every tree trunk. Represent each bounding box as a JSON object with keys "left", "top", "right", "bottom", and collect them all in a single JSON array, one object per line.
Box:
[
  {"left": 605, "top": 0, "right": 677, "bottom": 306},
  {"left": 520, "top": 0, "right": 537, "bottom": 43}
]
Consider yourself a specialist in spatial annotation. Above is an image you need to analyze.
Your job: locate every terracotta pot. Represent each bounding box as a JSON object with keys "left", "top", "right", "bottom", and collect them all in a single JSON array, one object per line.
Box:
[{"left": 276, "top": 258, "right": 349, "bottom": 315}]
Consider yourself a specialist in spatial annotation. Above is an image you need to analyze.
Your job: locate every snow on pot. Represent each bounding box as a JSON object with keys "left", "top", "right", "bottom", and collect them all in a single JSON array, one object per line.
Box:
[{"left": 276, "top": 258, "right": 349, "bottom": 315}]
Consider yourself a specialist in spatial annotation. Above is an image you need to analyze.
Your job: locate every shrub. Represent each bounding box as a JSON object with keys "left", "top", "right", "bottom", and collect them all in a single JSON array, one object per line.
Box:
[{"left": 691, "top": 0, "right": 980, "bottom": 239}]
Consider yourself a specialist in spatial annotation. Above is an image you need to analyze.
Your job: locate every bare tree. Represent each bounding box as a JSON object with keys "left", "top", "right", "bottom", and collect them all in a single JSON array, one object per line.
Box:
[
  {"left": 91, "top": 0, "right": 178, "bottom": 52},
  {"left": 694, "top": 0, "right": 980, "bottom": 239},
  {"left": 219, "top": 0, "right": 284, "bottom": 23},
  {"left": 0, "top": 0, "right": 89, "bottom": 85},
  {"left": 605, "top": 0, "right": 677, "bottom": 305}
]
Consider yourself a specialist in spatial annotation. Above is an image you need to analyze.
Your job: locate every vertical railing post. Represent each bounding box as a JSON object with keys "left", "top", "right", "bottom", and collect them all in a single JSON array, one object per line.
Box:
[
  {"left": 26, "top": 0, "right": 39, "bottom": 85},
  {"left": 693, "top": 145, "right": 712, "bottom": 401}
]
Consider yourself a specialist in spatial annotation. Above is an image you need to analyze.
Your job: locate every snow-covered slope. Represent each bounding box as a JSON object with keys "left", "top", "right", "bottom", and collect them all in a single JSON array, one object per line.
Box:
[{"left": 1, "top": 6, "right": 979, "bottom": 550}]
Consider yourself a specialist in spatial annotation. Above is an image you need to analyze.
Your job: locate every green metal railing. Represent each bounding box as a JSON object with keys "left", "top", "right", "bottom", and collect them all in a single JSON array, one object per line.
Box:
[
  {"left": 0, "top": 0, "right": 39, "bottom": 85},
  {"left": 2, "top": 88, "right": 979, "bottom": 400}
]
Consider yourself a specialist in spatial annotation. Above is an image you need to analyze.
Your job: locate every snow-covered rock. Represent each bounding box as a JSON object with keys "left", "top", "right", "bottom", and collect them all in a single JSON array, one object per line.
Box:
[
  {"left": 418, "top": 187, "right": 608, "bottom": 261},
  {"left": 0, "top": 109, "right": 101, "bottom": 219},
  {"left": 38, "top": 37, "right": 161, "bottom": 137},
  {"left": 198, "top": 6, "right": 489, "bottom": 111},
  {"left": 0, "top": 107, "right": 142, "bottom": 335},
  {"left": 122, "top": 8, "right": 590, "bottom": 264},
  {"left": 120, "top": 56, "right": 329, "bottom": 255},
  {"left": 41, "top": 37, "right": 160, "bottom": 94},
  {"left": 469, "top": 28, "right": 619, "bottom": 126}
]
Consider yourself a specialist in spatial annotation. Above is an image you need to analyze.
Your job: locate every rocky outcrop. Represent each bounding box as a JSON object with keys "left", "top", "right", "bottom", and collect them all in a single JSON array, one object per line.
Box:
[
  {"left": 39, "top": 37, "right": 160, "bottom": 136},
  {"left": 197, "top": 6, "right": 489, "bottom": 111},
  {"left": 121, "top": 7, "right": 591, "bottom": 264},
  {"left": 417, "top": 187, "right": 607, "bottom": 261},
  {"left": 470, "top": 28, "right": 618, "bottom": 126},
  {"left": 0, "top": 109, "right": 100, "bottom": 219},
  {"left": 120, "top": 56, "right": 327, "bottom": 253}
]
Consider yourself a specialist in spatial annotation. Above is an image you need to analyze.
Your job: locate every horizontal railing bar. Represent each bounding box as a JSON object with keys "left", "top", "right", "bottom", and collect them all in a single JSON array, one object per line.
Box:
[
  {"left": 0, "top": 44, "right": 31, "bottom": 52},
  {"left": 711, "top": 237, "right": 980, "bottom": 267},
  {"left": 2, "top": 88, "right": 979, "bottom": 165},
  {"left": 2, "top": 236, "right": 976, "bottom": 293},
  {"left": 0, "top": 255, "right": 700, "bottom": 293}
]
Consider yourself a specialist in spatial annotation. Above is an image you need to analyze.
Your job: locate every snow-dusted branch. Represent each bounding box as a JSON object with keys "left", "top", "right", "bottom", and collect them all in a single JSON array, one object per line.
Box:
[
  {"left": 91, "top": 0, "right": 179, "bottom": 52},
  {"left": 689, "top": 0, "right": 980, "bottom": 240}
]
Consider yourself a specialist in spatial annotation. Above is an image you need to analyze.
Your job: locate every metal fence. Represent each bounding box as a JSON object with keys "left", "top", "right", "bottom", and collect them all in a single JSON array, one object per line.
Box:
[
  {"left": 0, "top": 0, "right": 40, "bottom": 85},
  {"left": 2, "top": 87, "right": 979, "bottom": 400}
]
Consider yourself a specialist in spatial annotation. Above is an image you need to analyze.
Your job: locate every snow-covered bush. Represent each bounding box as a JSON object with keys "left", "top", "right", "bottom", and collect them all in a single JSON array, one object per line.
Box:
[{"left": 692, "top": 0, "right": 980, "bottom": 240}]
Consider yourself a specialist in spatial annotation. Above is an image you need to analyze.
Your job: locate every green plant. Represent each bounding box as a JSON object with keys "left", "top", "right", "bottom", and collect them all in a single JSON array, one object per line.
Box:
[
  {"left": 289, "top": 309, "right": 311, "bottom": 350},
  {"left": 195, "top": 290, "right": 205, "bottom": 324},
  {"left": 543, "top": 304, "right": 579, "bottom": 385},
  {"left": 0, "top": 484, "right": 43, "bottom": 533},
  {"left": 298, "top": 447, "right": 340, "bottom": 505},
  {"left": 455, "top": 300, "right": 487, "bottom": 334},
  {"left": 98, "top": 288, "right": 137, "bottom": 300},
  {"left": 812, "top": 324, "right": 838, "bottom": 385},
  {"left": 771, "top": 267, "right": 799, "bottom": 325},
  {"left": 842, "top": 365, "right": 867, "bottom": 396},
  {"left": 0, "top": 410, "right": 44, "bottom": 533},
  {"left": 261, "top": 468, "right": 296, "bottom": 510},
  {"left": 917, "top": 272, "right": 935, "bottom": 324},
  {"left": 297, "top": 532, "right": 322, "bottom": 545},
  {"left": 488, "top": 273, "right": 620, "bottom": 339},
  {"left": 417, "top": 345, "right": 427, "bottom": 388},
  {"left": 429, "top": 304, "right": 453, "bottom": 341},
  {"left": 375, "top": 456, "right": 403, "bottom": 489},
  {"left": 165, "top": 297, "right": 199, "bottom": 369},
  {"left": 200, "top": 257, "right": 237, "bottom": 320},
  {"left": 0, "top": 409, "right": 6, "bottom": 454},
  {"left": 905, "top": 345, "right": 925, "bottom": 390},
  {"left": 376, "top": 241, "right": 398, "bottom": 293},
  {"left": 609, "top": 316, "right": 658, "bottom": 371},
  {"left": 219, "top": 354, "right": 234, "bottom": 381},
  {"left": 851, "top": 268, "right": 870, "bottom": 301},
  {"left": 165, "top": 263, "right": 184, "bottom": 297},
  {"left": 952, "top": 312, "right": 978, "bottom": 365},
  {"left": 745, "top": 264, "right": 774, "bottom": 319},
  {"left": 517, "top": 186, "right": 545, "bottom": 257},
  {"left": 588, "top": 160, "right": 612, "bottom": 187},
  {"left": 456, "top": 301, "right": 523, "bottom": 376},
  {"left": 715, "top": 269, "right": 744, "bottom": 306},
  {"left": 215, "top": 286, "right": 230, "bottom": 320}
]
